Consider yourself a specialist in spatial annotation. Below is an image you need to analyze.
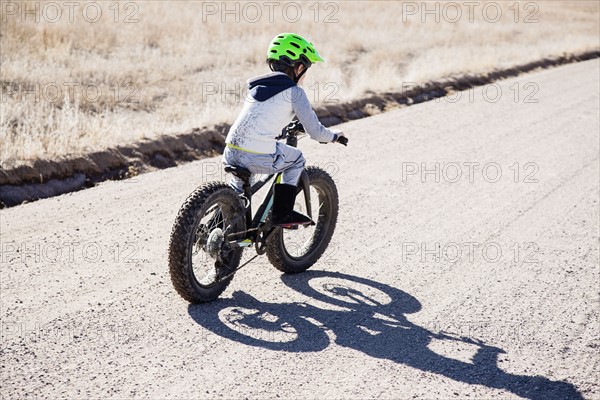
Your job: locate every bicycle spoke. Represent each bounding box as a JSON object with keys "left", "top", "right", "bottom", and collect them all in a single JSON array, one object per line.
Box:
[
  {"left": 224, "top": 212, "right": 246, "bottom": 235},
  {"left": 187, "top": 194, "right": 247, "bottom": 288}
]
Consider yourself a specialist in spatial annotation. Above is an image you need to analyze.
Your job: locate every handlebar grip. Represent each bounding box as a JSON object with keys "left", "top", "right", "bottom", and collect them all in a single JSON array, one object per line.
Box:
[{"left": 337, "top": 136, "right": 348, "bottom": 146}]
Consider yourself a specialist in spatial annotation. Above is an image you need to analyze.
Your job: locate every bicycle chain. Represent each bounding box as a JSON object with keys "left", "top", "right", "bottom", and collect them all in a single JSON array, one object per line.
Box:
[
  {"left": 226, "top": 227, "right": 260, "bottom": 239},
  {"left": 216, "top": 225, "right": 279, "bottom": 281},
  {"left": 217, "top": 254, "right": 260, "bottom": 282}
]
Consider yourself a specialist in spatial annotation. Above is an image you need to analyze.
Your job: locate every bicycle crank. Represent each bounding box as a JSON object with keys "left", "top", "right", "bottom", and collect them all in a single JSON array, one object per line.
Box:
[{"left": 255, "top": 226, "right": 279, "bottom": 255}]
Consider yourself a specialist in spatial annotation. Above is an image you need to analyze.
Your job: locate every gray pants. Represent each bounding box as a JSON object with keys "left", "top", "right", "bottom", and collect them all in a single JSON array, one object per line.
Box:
[{"left": 222, "top": 142, "right": 305, "bottom": 192}]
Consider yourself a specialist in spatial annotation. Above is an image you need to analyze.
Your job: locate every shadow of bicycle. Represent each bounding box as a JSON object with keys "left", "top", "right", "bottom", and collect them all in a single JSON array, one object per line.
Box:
[{"left": 187, "top": 270, "right": 581, "bottom": 400}]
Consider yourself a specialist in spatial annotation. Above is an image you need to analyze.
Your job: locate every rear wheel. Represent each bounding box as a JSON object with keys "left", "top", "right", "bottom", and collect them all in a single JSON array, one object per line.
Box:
[
  {"left": 169, "top": 182, "right": 246, "bottom": 303},
  {"left": 266, "top": 166, "right": 339, "bottom": 273}
]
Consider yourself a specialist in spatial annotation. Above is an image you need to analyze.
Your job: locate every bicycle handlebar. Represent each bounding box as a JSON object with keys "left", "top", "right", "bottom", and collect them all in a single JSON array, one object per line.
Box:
[{"left": 284, "top": 119, "right": 349, "bottom": 146}]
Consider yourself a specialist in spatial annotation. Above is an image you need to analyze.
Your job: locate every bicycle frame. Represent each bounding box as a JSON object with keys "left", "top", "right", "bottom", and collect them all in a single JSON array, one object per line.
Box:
[
  {"left": 225, "top": 125, "right": 313, "bottom": 249},
  {"left": 230, "top": 168, "right": 313, "bottom": 248}
]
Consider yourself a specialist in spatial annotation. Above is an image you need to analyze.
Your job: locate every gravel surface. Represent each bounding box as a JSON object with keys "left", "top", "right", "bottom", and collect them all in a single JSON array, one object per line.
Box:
[{"left": 1, "top": 59, "right": 598, "bottom": 399}]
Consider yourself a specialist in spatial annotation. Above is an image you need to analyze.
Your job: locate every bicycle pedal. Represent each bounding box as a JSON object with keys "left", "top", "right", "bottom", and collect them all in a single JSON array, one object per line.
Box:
[{"left": 281, "top": 221, "right": 313, "bottom": 229}]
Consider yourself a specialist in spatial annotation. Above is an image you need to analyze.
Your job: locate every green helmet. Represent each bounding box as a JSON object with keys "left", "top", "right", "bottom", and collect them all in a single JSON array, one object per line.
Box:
[{"left": 266, "top": 33, "right": 325, "bottom": 68}]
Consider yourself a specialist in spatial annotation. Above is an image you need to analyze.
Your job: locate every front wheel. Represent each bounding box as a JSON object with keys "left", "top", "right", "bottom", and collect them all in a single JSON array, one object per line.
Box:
[
  {"left": 169, "top": 182, "right": 246, "bottom": 303},
  {"left": 266, "top": 166, "right": 339, "bottom": 273}
]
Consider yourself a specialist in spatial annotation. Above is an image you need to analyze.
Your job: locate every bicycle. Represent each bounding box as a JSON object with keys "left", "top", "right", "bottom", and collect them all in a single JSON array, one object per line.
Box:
[{"left": 168, "top": 120, "right": 348, "bottom": 303}]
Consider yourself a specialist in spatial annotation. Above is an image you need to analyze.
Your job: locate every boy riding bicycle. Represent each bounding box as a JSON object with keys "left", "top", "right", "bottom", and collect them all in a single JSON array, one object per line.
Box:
[{"left": 223, "top": 33, "right": 346, "bottom": 228}]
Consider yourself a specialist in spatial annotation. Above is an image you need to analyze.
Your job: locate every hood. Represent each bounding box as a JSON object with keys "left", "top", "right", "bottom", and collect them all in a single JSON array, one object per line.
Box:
[{"left": 248, "top": 72, "right": 296, "bottom": 102}]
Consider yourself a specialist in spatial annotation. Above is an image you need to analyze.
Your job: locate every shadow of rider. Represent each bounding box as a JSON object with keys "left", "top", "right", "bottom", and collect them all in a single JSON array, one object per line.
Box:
[{"left": 188, "top": 270, "right": 582, "bottom": 400}]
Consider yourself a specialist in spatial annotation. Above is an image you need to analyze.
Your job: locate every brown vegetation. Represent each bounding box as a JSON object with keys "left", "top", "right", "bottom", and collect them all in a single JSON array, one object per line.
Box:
[{"left": 1, "top": 1, "right": 599, "bottom": 164}]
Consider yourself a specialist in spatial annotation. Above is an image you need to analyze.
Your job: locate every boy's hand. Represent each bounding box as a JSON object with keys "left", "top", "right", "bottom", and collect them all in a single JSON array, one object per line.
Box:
[{"left": 332, "top": 131, "right": 348, "bottom": 146}]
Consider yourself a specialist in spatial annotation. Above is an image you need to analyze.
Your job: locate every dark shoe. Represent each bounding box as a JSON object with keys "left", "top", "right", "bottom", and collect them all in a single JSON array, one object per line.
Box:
[{"left": 272, "top": 184, "right": 313, "bottom": 228}]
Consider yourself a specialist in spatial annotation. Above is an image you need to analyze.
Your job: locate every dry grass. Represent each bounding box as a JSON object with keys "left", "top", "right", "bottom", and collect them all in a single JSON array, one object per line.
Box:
[{"left": 1, "top": 1, "right": 599, "bottom": 163}]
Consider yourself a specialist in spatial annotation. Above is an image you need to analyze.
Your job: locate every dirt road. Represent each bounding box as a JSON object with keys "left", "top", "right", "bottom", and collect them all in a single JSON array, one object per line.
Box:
[{"left": 1, "top": 59, "right": 598, "bottom": 399}]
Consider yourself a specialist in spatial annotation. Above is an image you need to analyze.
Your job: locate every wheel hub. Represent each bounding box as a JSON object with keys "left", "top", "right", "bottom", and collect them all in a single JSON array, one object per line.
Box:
[{"left": 206, "top": 228, "right": 224, "bottom": 259}]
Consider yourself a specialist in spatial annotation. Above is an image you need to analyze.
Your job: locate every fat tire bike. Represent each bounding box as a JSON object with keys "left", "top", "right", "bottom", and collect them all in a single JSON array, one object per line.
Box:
[{"left": 168, "top": 120, "right": 348, "bottom": 303}]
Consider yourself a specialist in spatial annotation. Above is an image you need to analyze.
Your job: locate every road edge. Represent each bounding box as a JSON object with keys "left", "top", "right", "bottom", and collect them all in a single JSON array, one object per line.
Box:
[{"left": 1, "top": 50, "right": 598, "bottom": 208}]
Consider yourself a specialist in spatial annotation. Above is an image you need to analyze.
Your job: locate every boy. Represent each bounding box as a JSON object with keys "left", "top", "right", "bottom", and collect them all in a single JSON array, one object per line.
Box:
[{"left": 223, "top": 33, "right": 346, "bottom": 228}]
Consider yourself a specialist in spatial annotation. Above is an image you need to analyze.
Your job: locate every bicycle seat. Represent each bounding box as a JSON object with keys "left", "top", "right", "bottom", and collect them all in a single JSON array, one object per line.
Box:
[{"left": 224, "top": 165, "right": 252, "bottom": 181}]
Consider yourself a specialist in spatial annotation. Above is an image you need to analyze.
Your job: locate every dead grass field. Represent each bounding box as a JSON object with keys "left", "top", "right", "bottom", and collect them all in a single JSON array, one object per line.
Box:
[{"left": 1, "top": 1, "right": 599, "bottom": 163}]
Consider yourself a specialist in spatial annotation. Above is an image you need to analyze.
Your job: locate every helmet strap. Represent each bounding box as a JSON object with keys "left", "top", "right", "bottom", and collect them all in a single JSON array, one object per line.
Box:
[{"left": 294, "top": 66, "right": 308, "bottom": 83}]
